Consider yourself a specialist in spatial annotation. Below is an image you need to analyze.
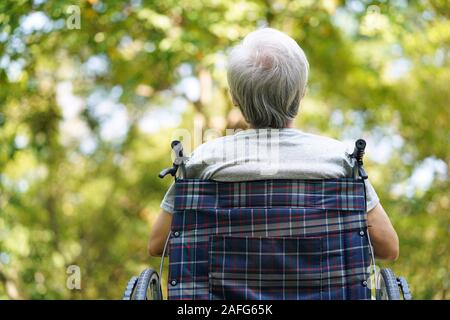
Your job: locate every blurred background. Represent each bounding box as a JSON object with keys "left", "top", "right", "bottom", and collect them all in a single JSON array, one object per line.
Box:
[{"left": 0, "top": 0, "right": 449, "bottom": 299}]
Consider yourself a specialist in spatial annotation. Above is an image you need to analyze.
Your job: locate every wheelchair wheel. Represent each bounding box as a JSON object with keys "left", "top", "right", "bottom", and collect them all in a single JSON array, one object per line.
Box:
[
  {"left": 123, "top": 276, "right": 138, "bottom": 300},
  {"left": 377, "top": 268, "right": 401, "bottom": 300},
  {"left": 398, "top": 276, "right": 413, "bottom": 300},
  {"left": 134, "top": 268, "right": 163, "bottom": 300}
]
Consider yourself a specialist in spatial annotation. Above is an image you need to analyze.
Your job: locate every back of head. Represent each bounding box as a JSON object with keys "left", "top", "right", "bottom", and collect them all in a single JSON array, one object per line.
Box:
[{"left": 227, "top": 28, "right": 309, "bottom": 128}]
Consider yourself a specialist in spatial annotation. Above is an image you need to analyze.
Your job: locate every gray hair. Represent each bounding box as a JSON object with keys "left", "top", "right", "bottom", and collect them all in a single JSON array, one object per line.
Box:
[{"left": 227, "top": 28, "right": 309, "bottom": 128}]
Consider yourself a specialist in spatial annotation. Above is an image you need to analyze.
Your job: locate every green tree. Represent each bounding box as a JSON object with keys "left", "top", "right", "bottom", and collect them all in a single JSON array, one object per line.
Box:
[{"left": 0, "top": 0, "right": 448, "bottom": 299}]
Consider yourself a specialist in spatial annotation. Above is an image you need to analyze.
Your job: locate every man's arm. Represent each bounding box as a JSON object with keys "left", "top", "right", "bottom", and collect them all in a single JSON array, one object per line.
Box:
[
  {"left": 148, "top": 209, "right": 173, "bottom": 256},
  {"left": 367, "top": 203, "right": 399, "bottom": 261}
]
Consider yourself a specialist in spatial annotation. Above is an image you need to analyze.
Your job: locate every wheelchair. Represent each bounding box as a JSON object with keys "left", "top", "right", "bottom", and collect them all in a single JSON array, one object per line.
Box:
[{"left": 123, "top": 139, "right": 411, "bottom": 300}]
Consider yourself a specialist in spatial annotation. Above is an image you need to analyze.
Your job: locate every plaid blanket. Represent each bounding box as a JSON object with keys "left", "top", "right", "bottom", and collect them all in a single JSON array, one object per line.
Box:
[{"left": 168, "top": 179, "right": 371, "bottom": 300}]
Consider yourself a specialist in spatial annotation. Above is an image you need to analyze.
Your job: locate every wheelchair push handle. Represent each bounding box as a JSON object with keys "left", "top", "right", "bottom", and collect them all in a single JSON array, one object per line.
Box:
[
  {"left": 159, "top": 140, "right": 187, "bottom": 179},
  {"left": 351, "top": 139, "right": 368, "bottom": 180},
  {"left": 158, "top": 167, "right": 177, "bottom": 179},
  {"left": 171, "top": 140, "right": 184, "bottom": 157}
]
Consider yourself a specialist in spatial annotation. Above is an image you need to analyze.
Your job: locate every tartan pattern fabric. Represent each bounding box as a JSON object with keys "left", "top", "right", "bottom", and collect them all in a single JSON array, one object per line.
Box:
[
  {"left": 174, "top": 179, "right": 366, "bottom": 211},
  {"left": 168, "top": 179, "right": 371, "bottom": 300}
]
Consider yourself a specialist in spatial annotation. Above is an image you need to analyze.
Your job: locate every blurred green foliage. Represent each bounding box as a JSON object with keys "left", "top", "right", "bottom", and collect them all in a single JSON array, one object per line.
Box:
[{"left": 0, "top": 0, "right": 449, "bottom": 299}]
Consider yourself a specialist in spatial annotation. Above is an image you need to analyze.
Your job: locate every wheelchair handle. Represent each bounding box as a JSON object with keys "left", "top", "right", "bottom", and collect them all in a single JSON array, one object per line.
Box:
[
  {"left": 171, "top": 140, "right": 183, "bottom": 157},
  {"left": 159, "top": 140, "right": 187, "bottom": 179},
  {"left": 158, "top": 167, "right": 177, "bottom": 179},
  {"left": 351, "top": 139, "right": 368, "bottom": 179}
]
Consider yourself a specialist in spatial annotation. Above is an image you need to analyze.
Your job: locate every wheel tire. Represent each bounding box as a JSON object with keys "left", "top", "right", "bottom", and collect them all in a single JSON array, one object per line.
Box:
[
  {"left": 377, "top": 268, "right": 401, "bottom": 300},
  {"left": 134, "top": 268, "right": 162, "bottom": 300},
  {"left": 398, "top": 276, "right": 413, "bottom": 300},
  {"left": 123, "top": 276, "right": 138, "bottom": 300}
]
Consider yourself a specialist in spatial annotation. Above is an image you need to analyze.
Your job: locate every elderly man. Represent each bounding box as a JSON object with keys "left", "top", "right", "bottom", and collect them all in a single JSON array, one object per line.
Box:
[{"left": 148, "top": 28, "right": 399, "bottom": 261}]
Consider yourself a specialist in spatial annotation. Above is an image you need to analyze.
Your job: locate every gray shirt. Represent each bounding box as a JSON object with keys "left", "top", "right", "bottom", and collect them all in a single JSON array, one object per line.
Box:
[{"left": 161, "top": 128, "right": 379, "bottom": 213}]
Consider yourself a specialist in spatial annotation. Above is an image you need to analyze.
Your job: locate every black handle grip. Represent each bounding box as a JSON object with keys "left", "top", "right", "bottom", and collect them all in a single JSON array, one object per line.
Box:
[
  {"left": 352, "top": 139, "right": 366, "bottom": 162},
  {"left": 352, "top": 139, "right": 368, "bottom": 179},
  {"left": 158, "top": 167, "right": 177, "bottom": 179},
  {"left": 159, "top": 140, "right": 185, "bottom": 179},
  {"left": 171, "top": 140, "right": 184, "bottom": 158}
]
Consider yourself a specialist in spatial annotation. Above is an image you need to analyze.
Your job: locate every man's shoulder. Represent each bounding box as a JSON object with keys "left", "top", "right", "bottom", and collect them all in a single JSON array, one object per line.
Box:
[
  {"left": 181, "top": 129, "right": 356, "bottom": 179},
  {"left": 188, "top": 129, "right": 353, "bottom": 150},
  {"left": 290, "top": 131, "right": 356, "bottom": 171},
  {"left": 300, "top": 131, "right": 347, "bottom": 145},
  {"left": 184, "top": 134, "right": 233, "bottom": 168},
  {"left": 286, "top": 130, "right": 350, "bottom": 153},
  {"left": 189, "top": 134, "right": 234, "bottom": 155}
]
